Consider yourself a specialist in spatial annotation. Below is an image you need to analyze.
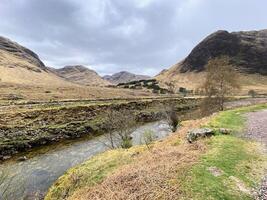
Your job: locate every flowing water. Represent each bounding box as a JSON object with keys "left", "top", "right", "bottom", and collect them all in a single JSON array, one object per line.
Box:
[{"left": 0, "top": 121, "right": 170, "bottom": 199}]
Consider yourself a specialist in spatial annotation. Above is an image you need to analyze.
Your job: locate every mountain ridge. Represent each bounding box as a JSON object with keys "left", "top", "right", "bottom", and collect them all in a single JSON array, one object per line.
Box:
[
  {"left": 103, "top": 71, "right": 150, "bottom": 84},
  {"left": 174, "top": 29, "right": 267, "bottom": 75},
  {"left": 54, "top": 65, "right": 111, "bottom": 86},
  {"left": 156, "top": 29, "right": 267, "bottom": 93}
]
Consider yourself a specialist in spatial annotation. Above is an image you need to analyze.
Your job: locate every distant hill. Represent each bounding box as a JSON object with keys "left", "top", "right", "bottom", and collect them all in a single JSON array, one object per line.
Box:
[
  {"left": 157, "top": 29, "right": 267, "bottom": 93},
  {"left": 0, "top": 36, "right": 153, "bottom": 100},
  {"left": 54, "top": 65, "right": 111, "bottom": 86},
  {"left": 103, "top": 71, "right": 150, "bottom": 85},
  {"left": 0, "top": 36, "right": 74, "bottom": 86}
]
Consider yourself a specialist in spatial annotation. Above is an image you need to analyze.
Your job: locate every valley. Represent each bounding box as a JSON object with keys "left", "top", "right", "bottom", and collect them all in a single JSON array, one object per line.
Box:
[{"left": 0, "top": 11, "right": 266, "bottom": 200}]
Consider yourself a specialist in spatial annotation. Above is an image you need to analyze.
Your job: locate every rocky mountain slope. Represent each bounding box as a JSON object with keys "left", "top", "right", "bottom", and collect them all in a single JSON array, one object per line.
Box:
[
  {"left": 157, "top": 29, "right": 267, "bottom": 92},
  {"left": 103, "top": 71, "right": 150, "bottom": 84},
  {"left": 0, "top": 36, "right": 74, "bottom": 86},
  {"left": 54, "top": 65, "right": 111, "bottom": 86},
  {"left": 0, "top": 36, "right": 152, "bottom": 100}
]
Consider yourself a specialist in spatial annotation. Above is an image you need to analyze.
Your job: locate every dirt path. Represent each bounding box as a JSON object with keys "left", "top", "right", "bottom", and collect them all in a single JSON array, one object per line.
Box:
[
  {"left": 245, "top": 109, "right": 267, "bottom": 147},
  {"left": 244, "top": 109, "right": 267, "bottom": 200}
]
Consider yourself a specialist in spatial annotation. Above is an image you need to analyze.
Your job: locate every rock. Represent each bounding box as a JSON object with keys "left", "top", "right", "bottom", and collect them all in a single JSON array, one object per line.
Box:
[
  {"left": 3, "top": 155, "right": 11, "bottom": 160},
  {"left": 187, "top": 128, "right": 215, "bottom": 143},
  {"left": 17, "top": 156, "right": 27, "bottom": 161},
  {"left": 217, "top": 128, "right": 232, "bottom": 135},
  {"left": 207, "top": 166, "right": 224, "bottom": 177}
]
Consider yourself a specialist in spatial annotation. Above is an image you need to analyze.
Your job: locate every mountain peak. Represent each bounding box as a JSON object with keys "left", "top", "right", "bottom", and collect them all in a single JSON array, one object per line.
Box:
[
  {"left": 103, "top": 71, "right": 150, "bottom": 84},
  {"left": 179, "top": 29, "right": 267, "bottom": 74},
  {"left": 55, "top": 65, "right": 109, "bottom": 86},
  {"left": 0, "top": 36, "right": 46, "bottom": 71}
]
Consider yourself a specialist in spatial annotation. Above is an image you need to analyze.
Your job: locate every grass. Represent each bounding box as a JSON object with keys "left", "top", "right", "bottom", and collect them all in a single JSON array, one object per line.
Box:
[
  {"left": 179, "top": 135, "right": 267, "bottom": 200},
  {"left": 208, "top": 104, "right": 267, "bottom": 132},
  {"left": 45, "top": 146, "right": 145, "bottom": 200},
  {"left": 45, "top": 103, "right": 267, "bottom": 200},
  {"left": 179, "top": 103, "right": 267, "bottom": 199}
]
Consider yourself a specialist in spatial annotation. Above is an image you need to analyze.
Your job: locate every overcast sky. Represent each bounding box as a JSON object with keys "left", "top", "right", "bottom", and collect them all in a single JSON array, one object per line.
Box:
[{"left": 0, "top": 0, "right": 266, "bottom": 76}]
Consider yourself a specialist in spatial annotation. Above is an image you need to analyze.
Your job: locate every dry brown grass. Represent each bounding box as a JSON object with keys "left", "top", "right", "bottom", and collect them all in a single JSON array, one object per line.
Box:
[
  {"left": 0, "top": 49, "right": 155, "bottom": 101},
  {"left": 156, "top": 63, "right": 267, "bottom": 95},
  {"left": 68, "top": 118, "right": 210, "bottom": 200},
  {"left": 0, "top": 82, "right": 154, "bottom": 101}
]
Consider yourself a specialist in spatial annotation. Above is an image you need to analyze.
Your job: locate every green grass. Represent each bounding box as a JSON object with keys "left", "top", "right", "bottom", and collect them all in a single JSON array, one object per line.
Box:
[
  {"left": 208, "top": 104, "right": 267, "bottom": 132},
  {"left": 179, "top": 103, "right": 267, "bottom": 200},
  {"left": 180, "top": 135, "right": 266, "bottom": 200}
]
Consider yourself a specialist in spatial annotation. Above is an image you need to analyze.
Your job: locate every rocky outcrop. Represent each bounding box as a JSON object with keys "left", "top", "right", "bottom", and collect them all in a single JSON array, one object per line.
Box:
[
  {"left": 103, "top": 71, "right": 150, "bottom": 84},
  {"left": 0, "top": 36, "right": 46, "bottom": 71},
  {"left": 54, "top": 65, "right": 111, "bottom": 86},
  {"left": 180, "top": 29, "right": 267, "bottom": 75}
]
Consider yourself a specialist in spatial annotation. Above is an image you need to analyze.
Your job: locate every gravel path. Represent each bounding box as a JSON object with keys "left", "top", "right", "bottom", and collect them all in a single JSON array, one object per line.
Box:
[
  {"left": 245, "top": 109, "right": 267, "bottom": 148},
  {"left": 245, "top": 109, "right": 267, "bottom": 200},
  {"left": 226, "top": 98, "right": 267, "bottom": 109}
]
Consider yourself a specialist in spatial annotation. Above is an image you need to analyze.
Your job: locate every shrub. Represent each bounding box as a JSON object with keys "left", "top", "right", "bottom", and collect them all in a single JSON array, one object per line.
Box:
[
  {"left": 248, "top": 90, "right": 257, "bottom": 98},
  {"left": 120, "top": 137, "right": 133, "bottom": 149},
  {"left": 143, "top": 130, "right": 155, "bottom": 150}
]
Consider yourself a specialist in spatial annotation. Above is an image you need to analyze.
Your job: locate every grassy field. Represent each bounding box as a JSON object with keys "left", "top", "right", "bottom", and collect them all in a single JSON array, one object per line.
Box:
[{"left": 45, "top": 104, "right": 267, "bottom": 200}]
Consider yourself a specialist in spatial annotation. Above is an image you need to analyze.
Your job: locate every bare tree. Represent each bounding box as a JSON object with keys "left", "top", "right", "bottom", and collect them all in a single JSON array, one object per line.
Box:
[
  {"left": 201, "top": 56, "right": 240, "bottom": 113},
  {"left": 102, "top": 109, "right": 137, "bottom": 149}
]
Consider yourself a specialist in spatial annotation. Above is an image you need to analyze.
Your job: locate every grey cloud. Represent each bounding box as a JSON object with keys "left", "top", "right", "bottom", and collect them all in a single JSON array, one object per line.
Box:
[{"left": 0, "top": 0, "right": 266, "bottom": 76}]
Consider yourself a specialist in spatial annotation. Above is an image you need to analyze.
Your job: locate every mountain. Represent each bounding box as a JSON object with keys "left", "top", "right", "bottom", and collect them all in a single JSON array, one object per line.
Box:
[
  {"left": 103, "top": 71, "right": 150, "bottom": 84},
  {"left": 0, "top": 36, "right": 153, "bottom": 100},
  {"left": 157, "top": 29, "right": 267, "bottom": 92},
  {"left": 54, "top": 65, "right": 111, "bottom": 86},
  {"left": 0, "top": 36, "right": 73, "bottom": 86}
]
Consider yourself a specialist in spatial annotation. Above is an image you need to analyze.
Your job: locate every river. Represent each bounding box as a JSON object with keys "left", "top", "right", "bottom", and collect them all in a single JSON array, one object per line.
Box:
[{"left": 0, "top": 121, "right": 170, "bottom": 200}]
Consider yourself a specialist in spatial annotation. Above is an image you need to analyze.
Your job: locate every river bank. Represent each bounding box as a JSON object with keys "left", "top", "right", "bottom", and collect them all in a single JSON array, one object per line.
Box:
[
  {"left": 0, "top": 97, "right": 200, "bottom": 160},
  {"left": 45, "top": 103, "right": 267, "bottom": 200},
  {"left": 0, "top": 120, "right": 171, "bottom": 199}
]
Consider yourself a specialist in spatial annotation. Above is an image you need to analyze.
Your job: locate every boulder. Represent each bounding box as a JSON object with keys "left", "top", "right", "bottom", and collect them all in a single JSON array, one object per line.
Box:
[
  {"left": 17, "top": 156, "right": 27, "bottom": 162},
  {"left": 187, "top": 128, "right": 215, "bottom": 143},
  {"left": 217, "top": 128, "right": 232, "bottom": 135}
]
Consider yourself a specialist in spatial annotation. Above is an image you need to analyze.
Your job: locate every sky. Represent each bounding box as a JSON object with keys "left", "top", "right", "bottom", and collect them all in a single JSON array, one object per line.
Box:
[{"left": 0, "top": 0, "right": 266, "bottom": 76}]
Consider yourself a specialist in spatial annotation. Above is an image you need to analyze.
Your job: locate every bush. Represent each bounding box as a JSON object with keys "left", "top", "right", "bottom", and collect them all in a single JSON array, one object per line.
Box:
[
  {"left": 160, "top": 89, "right": 168, "bottom": 94},
  {"left": 143, "top": 130, "right": 155, "bottom": 149},
  {"left": 129, "top": 85, "right": 136, "bottom": 89},
  {"left": 248, "top": 90, "right": 257, "bottom": 98},
  {"left": 121, "top": 137, "right": 133, "bottom": 149},
  {"left": 152, "top": 89, "right": 159, "bottom": 94}
]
